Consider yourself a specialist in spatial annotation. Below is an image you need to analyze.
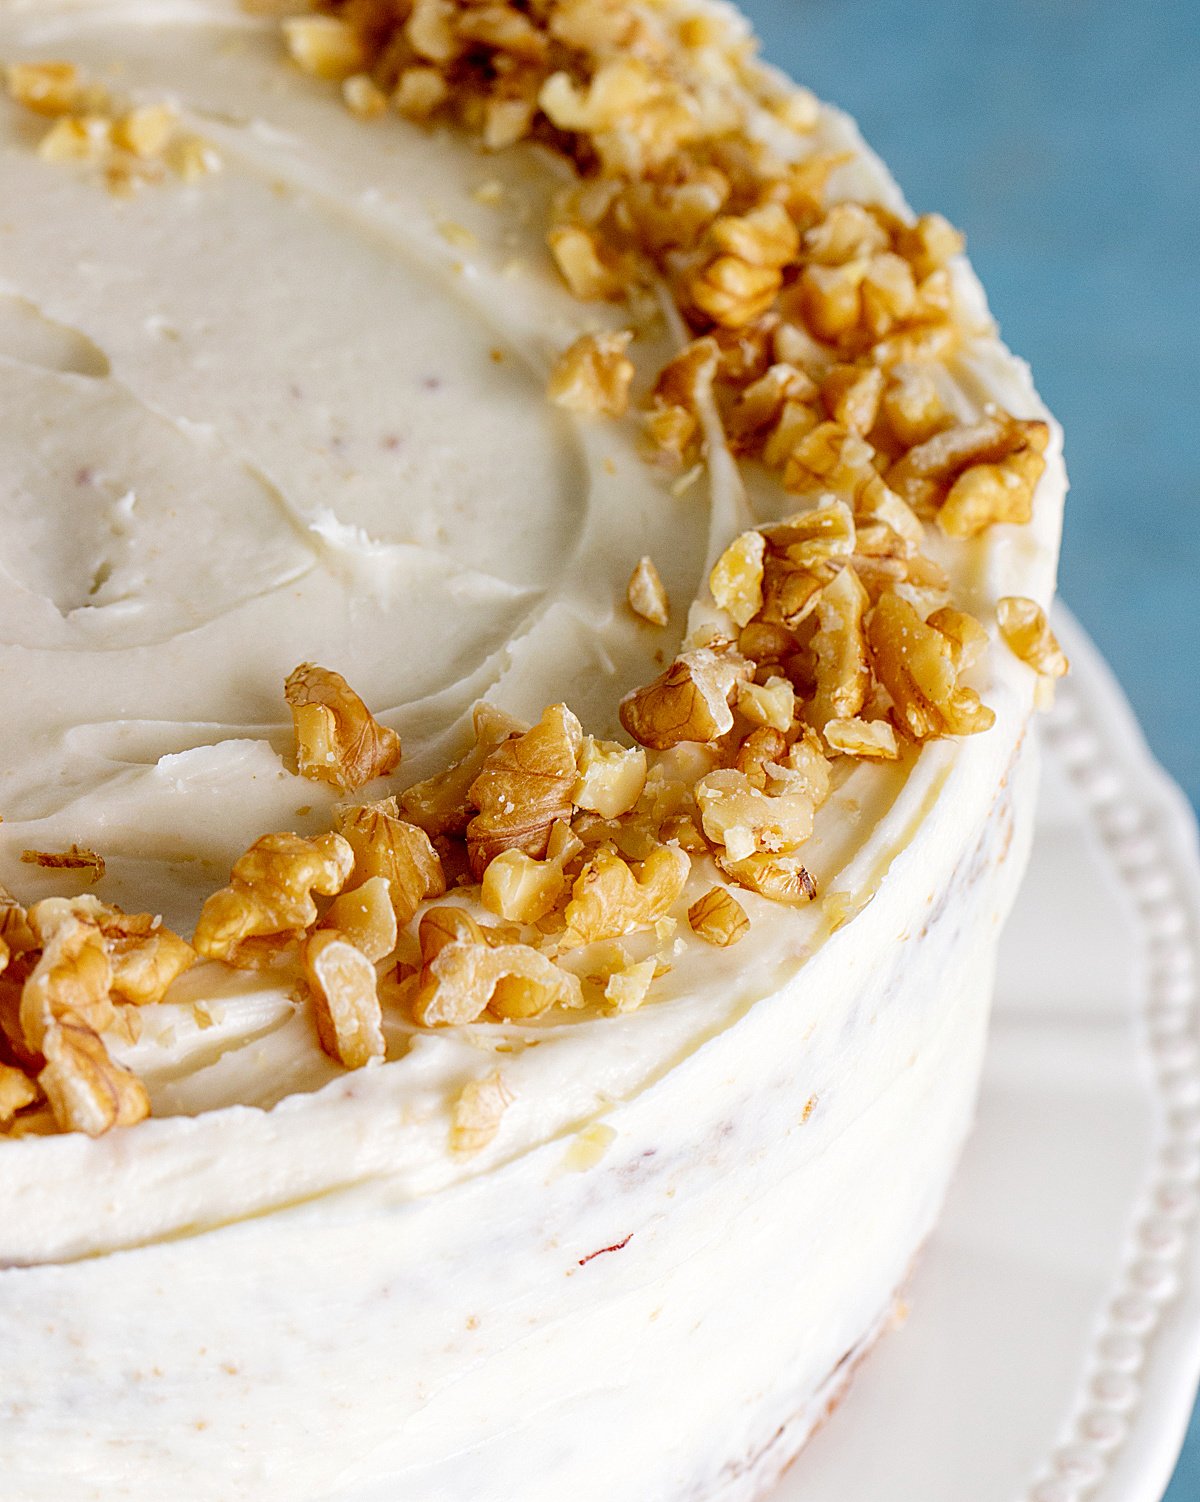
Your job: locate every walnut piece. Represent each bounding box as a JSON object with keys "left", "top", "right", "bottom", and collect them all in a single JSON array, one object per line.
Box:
[
  {"left": 885, "top": 412, "right": 1049, "bottom": 533},
  {"left": 718, "top": 851, "right": 817, "bottom": 905},
  {"left": 318, "top": 876, "right": 398, "bottom": 963},
  {"left": 627, "top": 555, "right": 670, "bottom": 625},
  {"left": 285, "top": 662, "right": 401, "bottom": 793},
  {"left": 303, "top": 929, "right": 385, "bottom": 1070},
  {"left": 0, "top": 1063, "right": 38, "bottom": 1128},
  {"left": 20, "top": 911, "right": 113, "bottom": 1049},
  {"left": 282, "top": 15, "right": 367, "bottom": 80},
  {"left": 603, "top": 956, "right": 657, "bottom": 1013},
  {"left": 547, "top": 330, "right": 635, "bottom": 416},
  {"left": 38, "top": 1012, "right": 149, "bottom": 1137},
  {"left": 619, "top": 647, "right": 750, "bottom": 749},
  {"left": 336, "top": 799, "right": 446, "bottom": 927},
  {"left": 193, "top": 831, "right": 354, "bottom": 968},
  {"left": 572, "top": 737, "right": 647, "bottom": 820},
  {"left": 547, "top": 224, "right": 622, "bottom": 300},
  {"left": 467, "top": 703, "right": 582, "bottom": 877},
  {"left": 997, "top": 597, "right": 1069, "bottom": 679},
  {"left": 20, "top": 845, "right": 105, "bottom": 885},
  {"left": 709, "top": 531, "right": 766, "bottom": 628},
  {"left": 695, "top": 768, "right": 819, "bottom": 863},
  {"left": 413, "top": 906, "right": 582, "bottom": 1024},
  {"left": 451, "top": 1069, "right": 515, "bottom": 1153},
  {"left": 481, "top": 848, "right": 566, "bottom": 924},
  {"left": 560, "top": 844, "right": 689, "bottom": 948},
  {"left": 687, "top": 886, "right": 750, "bottom": 946},
  {"left": 866, "top": 592, "right": 995, "bottom": 741},
  {"left": 805, "top": 565, "right": 870, "bottom": 729},
  {"left": 824, "top": 717, "right": 900, "bottom": 759},
  {"left": 5, "top": 60, "right": 81, "bottom": 116},
  {"left": 399, "top": 702, "right": 526, "bottom": 838}
]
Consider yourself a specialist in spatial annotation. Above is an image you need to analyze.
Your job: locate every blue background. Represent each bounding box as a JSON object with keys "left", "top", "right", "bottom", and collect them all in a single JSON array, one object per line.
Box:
[{"left": 739, "top": 0, "right": 1200, "bottom": 1493}]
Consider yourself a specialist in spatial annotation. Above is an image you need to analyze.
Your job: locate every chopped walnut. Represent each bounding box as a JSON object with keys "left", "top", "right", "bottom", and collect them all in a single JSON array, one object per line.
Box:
[
  {"left": 687, "top": 886, "right": 750, "bottom": 946},
  {"left": 336, "top": 800, "right": 446, "bottom": 927},
  {"left": 193, "top": 831, "right": 354, "bottom": 968},
  {"left": 20, "top": 845, "right": 105, "bottom": 885},
  {"left": 303, "top": 929, "right": 385, "bottom": 1070},
  {"left": 283, "top": 15, "right": 367, "bottom": 80},
  {"left": 603, "top": 956, "right": 656, "bottom": 1013},
  {"left": 719, "top": 851, "right": 817, "bottom": 904},
  {"left": 866, "top": 592, "right": 995, "bottom": 741},
  {"left": 0, "top": 1063, "right": 38, "bottom": 1128},
  {"left": 881, "top": 364, "right": 949, "bottom": 448},
  {"left": 691, "top": 254, "right": 781, "bottom": 329},
  {"left": 38, "top": 1013, "right": 149, "bottom": 1137},
  {"left": 619, "top": 647, "right": 750, "bottom": 749},
  {"left": 393, "top": 66, "right": 449, "bottom": 119},
  {"left": 399, "top": 702, "right": 526, "bottom": 837},
  {"left": 318, "top": 876, "right": 399, "bottom": 963},
  {"left": 651, "top": 336, "right": 719, "bottom": 414},
  {"left": 547, "top": 330, "right": 635, "bottom": 416},
  {"left": 467, "top": 703, "right": 582, "bottom": 877},
  {"left": 927, "top": 606, "right": 989, "bottom": 672},
  {"left": 736, "top": 675, "right": 795, "bottom": 733},
  {"left": 20, "top": 911, "right": 113, "bottom": 1049},
  {"left": 111, "top": 104, "right": 175, "bottom": 158},
  {"left": 5, "top": 60, "right": 81, "bottom": 116},
  {"left": 824, "top": 717, "right": 900, "bottom": 759},
  {"left": 547, "top": 224, "right": 622, "bottom": 300},
  {"left": 695, "top": 768, "right": 819, "bottom": 863},
  {"left": 885, "top": 412, "right": 1049, "bottom": 531},
  {"left": 560, "top": 844, "right": 689, "bottom": 948},
  {"left": 759, "top": 499, "right": 856, "bottom": 630},
  {"left": 710, "top": 202, "right": 799, "bottom": 269},
  {"left": 451, "top": 1069, "right": 515, "bottom": 1153},
  {"left": 627, "top": 555, "right": 670, "bottom": 625},
  {"left": 709, "top": 531, "right": 766, "bottom": 628},
  {"left": 997, "top": 597, "right": 1069, "bottom": 680},
  {"left": 413, "top": 906, "right": 582, "bottom": 1024},
  {"left": 821, "top": 363, "right": 884, "bottom": 433},
  {"left": 107, "top": 920, "right": 195, "bottom": 1006},
  {"left": 805, "top": 565, "right": 870, "bottom": 729},
  {"left": 342, "top": 73, "right": 388, "bottom": 119},
  {"left": 573, "top": 738, "right": 647, "bottom": 819},
  {"left": 285, "top": 662, "right": 401, "bottom": 793},
  {"left": 481, "top": 848, "right": 566, "bottom": 924}
]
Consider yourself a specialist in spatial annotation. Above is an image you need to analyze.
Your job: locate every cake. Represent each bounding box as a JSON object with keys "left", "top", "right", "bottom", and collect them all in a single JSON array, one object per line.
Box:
[{"left": 0, "top": 1, "right": 1067, "bottom": 1497}]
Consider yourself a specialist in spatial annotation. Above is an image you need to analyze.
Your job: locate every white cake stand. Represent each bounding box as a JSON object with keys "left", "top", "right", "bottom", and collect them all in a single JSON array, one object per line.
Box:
[{"left": 775, "top": 610, "right": 1200, "bottom": 1502}]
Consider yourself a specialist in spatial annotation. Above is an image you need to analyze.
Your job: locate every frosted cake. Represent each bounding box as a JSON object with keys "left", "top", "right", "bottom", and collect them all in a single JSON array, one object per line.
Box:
[{"left": 0, "top": 2, "right": 1067, "bottom": 1497}]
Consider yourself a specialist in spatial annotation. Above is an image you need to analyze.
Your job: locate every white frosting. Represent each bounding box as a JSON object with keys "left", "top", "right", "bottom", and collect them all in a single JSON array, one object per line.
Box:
[{"left": 0, "top": 2, "right": 1066, "bottom": 1495}]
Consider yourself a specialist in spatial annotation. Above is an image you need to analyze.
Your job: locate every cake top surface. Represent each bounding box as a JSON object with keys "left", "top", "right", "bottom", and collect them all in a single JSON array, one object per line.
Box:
[{"left": 0, "top": 0, "right": 1065, "bottom": 1258}]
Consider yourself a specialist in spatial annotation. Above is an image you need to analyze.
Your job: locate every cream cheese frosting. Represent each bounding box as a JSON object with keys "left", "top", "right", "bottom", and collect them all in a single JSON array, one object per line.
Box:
[{"left": 0, "top": 2, "right": 1065, "bottom": 1496}]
